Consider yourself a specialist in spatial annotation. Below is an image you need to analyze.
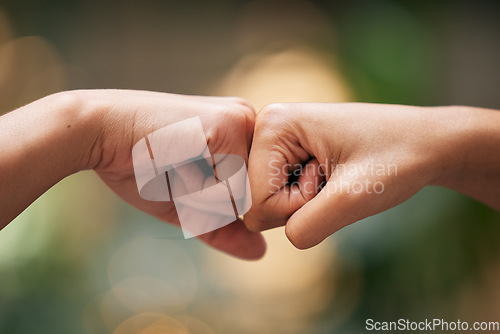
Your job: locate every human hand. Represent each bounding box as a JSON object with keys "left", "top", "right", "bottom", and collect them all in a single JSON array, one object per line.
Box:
[
  {"left": 82, "top": 90, "right": 265, "bottom": 259},
  {"left": 4, "top": 90, "right": 498, "bottom": 257},
  {"left": 244, "top": 103, "right": 469, "bottom": 249}
]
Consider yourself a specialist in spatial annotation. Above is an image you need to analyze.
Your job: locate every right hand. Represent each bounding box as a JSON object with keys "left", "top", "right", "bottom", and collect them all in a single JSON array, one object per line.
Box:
[{"left": 244, "top": 102, "right": 484, "bottom": 249}]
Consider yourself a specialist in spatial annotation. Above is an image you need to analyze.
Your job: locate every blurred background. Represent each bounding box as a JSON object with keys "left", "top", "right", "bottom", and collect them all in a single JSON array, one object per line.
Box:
[{"left": 0, "top": 0, "right": 499, "bottom": 333}]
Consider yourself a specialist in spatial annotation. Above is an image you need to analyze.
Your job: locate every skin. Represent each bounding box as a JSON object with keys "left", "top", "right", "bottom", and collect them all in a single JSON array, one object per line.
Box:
[
  {"left": 0, "top": 90, "right": 266, "bottom": 260},
  {"left": 2, "top": 93, "right": 499, "bottom": 257},
  {"left": 245, "top": 103, "right": 500, "bottom": 249}
]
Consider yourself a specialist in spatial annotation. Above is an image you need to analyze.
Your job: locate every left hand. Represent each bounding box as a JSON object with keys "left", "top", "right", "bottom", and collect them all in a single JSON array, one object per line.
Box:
[{"left": 82, "top": 90, "right": 266, "bottom": 259}]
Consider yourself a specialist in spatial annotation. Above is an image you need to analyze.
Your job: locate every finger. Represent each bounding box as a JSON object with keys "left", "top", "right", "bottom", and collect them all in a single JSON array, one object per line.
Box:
[
  {"left": 245, "top": 154, "right": 322, "bottom": 232},
  {"left": 156, "top": 207, "right": 266, "bottom": 259},
  {"left": 244, "top": 141, "right": 289, "bottom": 230},
  {"left": 244, "top": 108, "right": 313, "bottom": 231},
  {"left": 244, "top": 107, "right": 256, "bottom": 156},
  {"left": 285, "top": 177, "right": 364, "bottom": 249},
  {"left": 203, "top": 96, "right": 256, "bottom": 155},
  {"left": 295, "top": 158, "right": 324, "bottom": 203},
  {"left": 197, "top": 219, "right": 267, "bottom": 260},
  {"left": 232, "top": 99, "right": 256, "bottom": 162},
  {"left": 259, "top": 158, "right": 323, "bottom": 227}
]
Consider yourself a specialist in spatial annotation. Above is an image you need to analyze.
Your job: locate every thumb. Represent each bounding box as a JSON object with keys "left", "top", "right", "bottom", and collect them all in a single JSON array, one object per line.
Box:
[
  {"left": 285, "top": 175, "right": 369, "bottom": 249},
  {"left": 198, "top": 219, "right": 267, "bottom": 260},
  {"left": 245, "top": 158, "right": 323, "bottom": 232}
]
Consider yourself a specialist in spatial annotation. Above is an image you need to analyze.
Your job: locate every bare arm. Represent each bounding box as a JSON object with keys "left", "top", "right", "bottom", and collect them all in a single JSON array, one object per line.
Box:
[
  {"left": 0, "top": 92, "right": 100, "bottom": 227},
  {"left": 430, "top": 106, "right": 500, "bottom": 210}
]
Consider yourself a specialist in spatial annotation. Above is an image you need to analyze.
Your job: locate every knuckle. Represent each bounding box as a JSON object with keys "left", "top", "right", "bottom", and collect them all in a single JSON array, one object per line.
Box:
[
  {"left": 256, "top": 103, "right": 291, "bottom": 128},
  {"left": 220, "top": 97, "right": 256, "bottom": 120},
  {"left": 213, "top": 98, "right": 255, "bottom": 132},
  {"left": 232, "top": 108, "right": 249, "bottom": 129},
  {"left": 228, "top": 96, "right": 254, "bottom": 110},
  {"left": 259, "top": 102, "right": 289, "bottom": 117},
  {"left": 216, "top": 104, "right": 247, "bottom": 127},
  {"left": 238, "top": 105, "right": 256, "bottom": 130},
  {"left": 254, "top": 103, "right": 292, "bottom": 141}
]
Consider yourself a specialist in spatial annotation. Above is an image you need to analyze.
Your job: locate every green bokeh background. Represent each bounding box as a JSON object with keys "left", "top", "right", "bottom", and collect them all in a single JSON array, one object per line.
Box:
[{"left": 0, "top": 0, "right": 499, "bottom": 333}]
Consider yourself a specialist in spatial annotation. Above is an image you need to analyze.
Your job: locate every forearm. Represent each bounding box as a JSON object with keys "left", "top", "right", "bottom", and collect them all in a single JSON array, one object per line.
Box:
[
  {"left": 0, "top": 91, "right": 102, "bottom": 229},
  {"left": 431, "top": 106, "right": 500, "bottom": 210}
]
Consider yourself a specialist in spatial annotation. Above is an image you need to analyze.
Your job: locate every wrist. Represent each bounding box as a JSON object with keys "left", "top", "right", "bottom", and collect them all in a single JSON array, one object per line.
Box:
[
  {"left": 425, "top": 106, "right": 499, "bottom": 188},
  {"left": 419, "top": 106, "right": 464, "bottom": 187},
  {"left": 47, "top": 90, "right": 105, "bottom": 172}
]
